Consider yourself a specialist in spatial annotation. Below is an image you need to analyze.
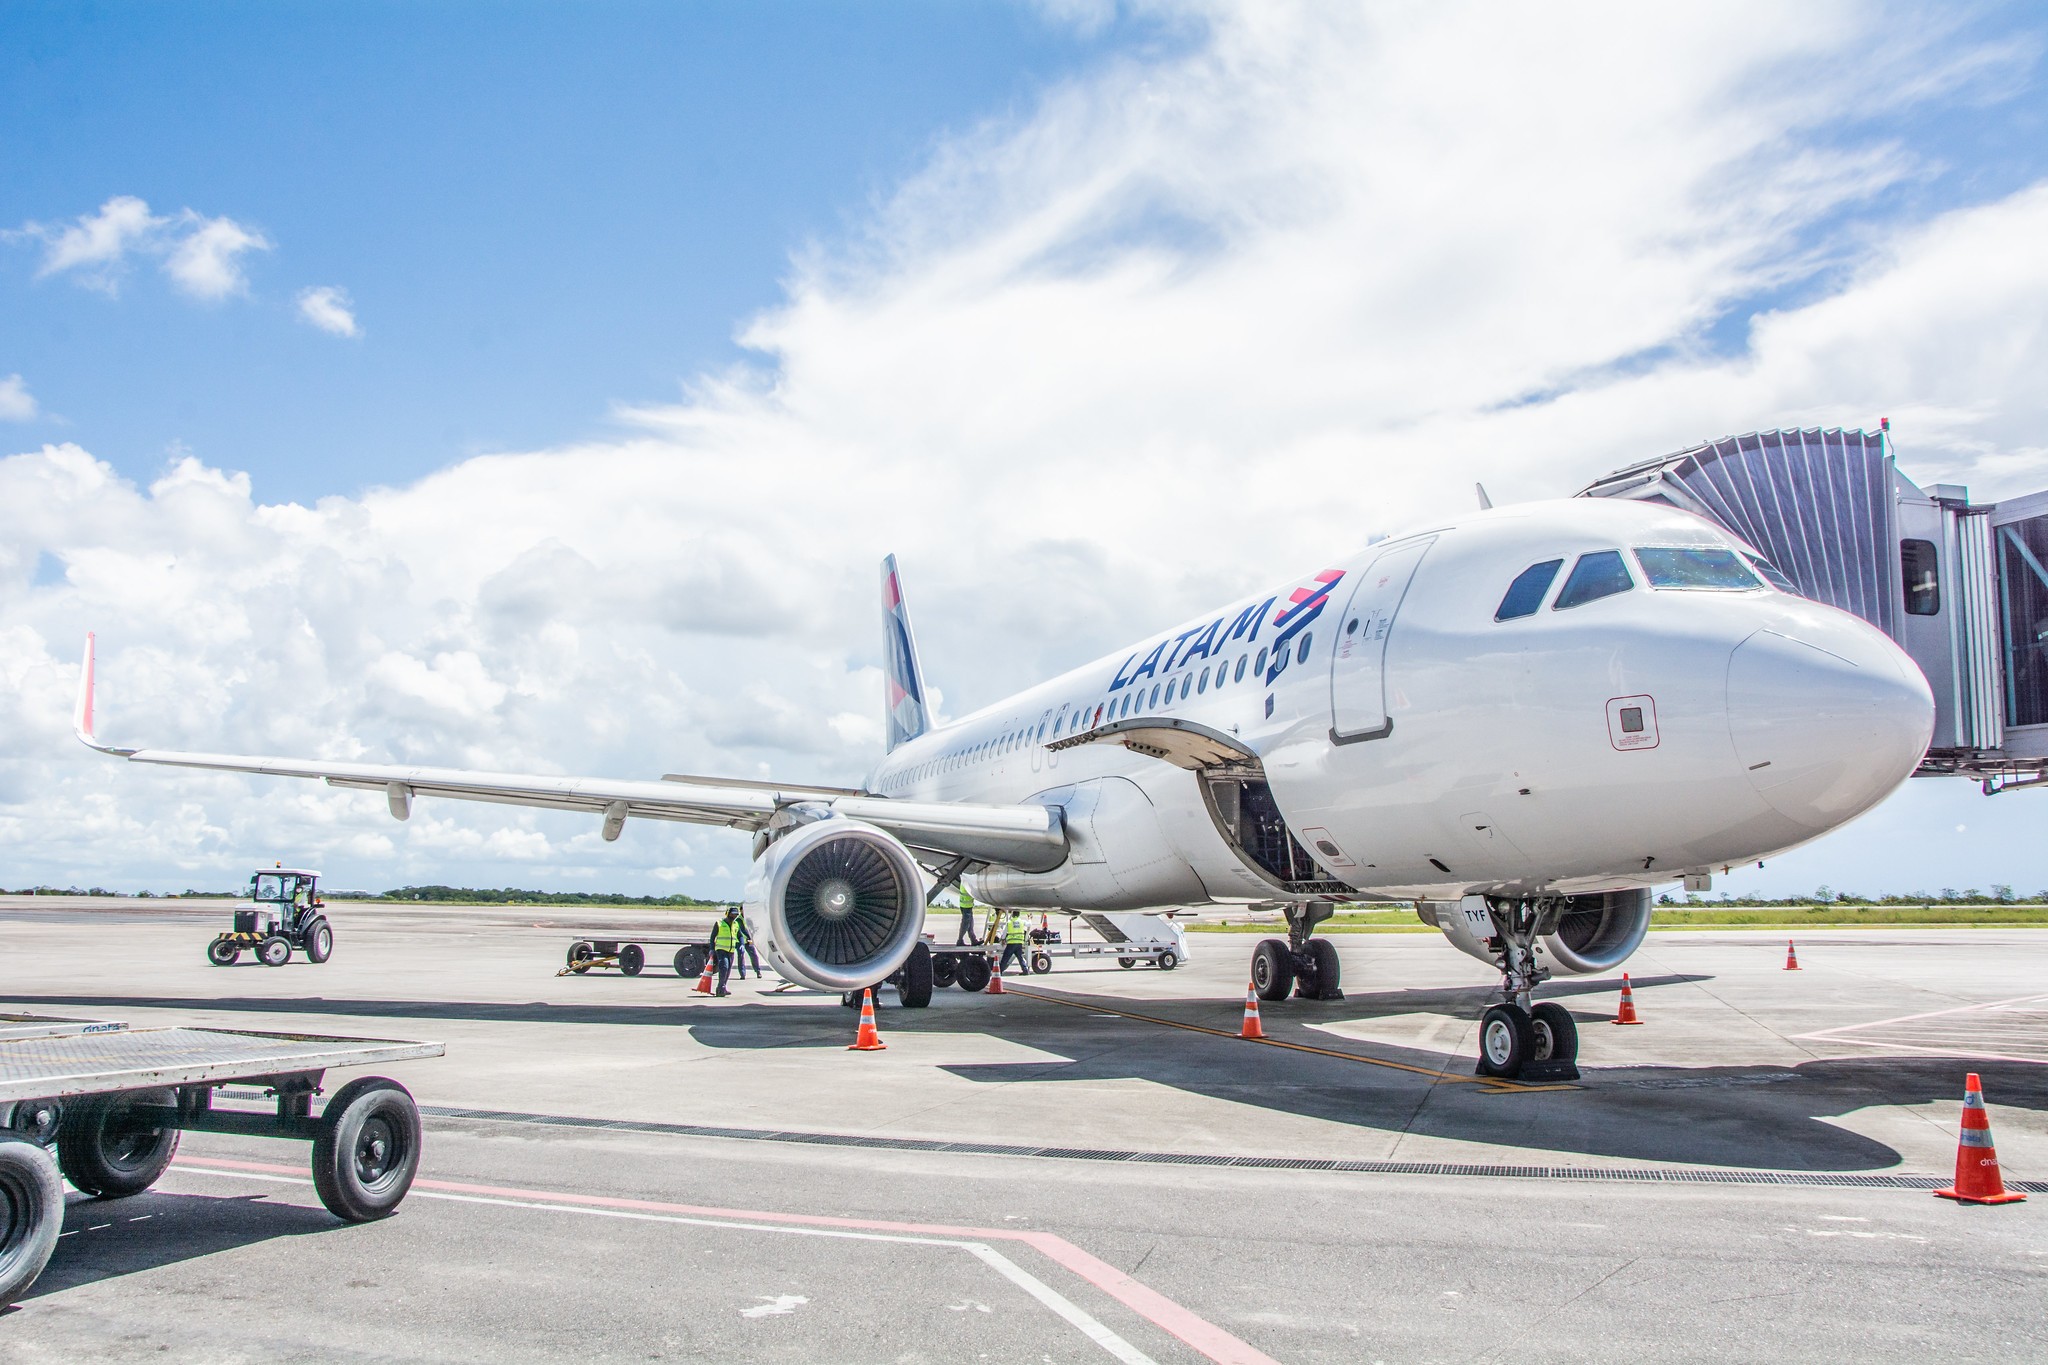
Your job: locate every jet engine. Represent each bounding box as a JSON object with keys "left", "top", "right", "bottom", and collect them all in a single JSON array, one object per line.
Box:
[
  {"left": 1420, "top": 889, "right": 1651, "bottom": 975},
  {"left": 745, "top": 817, "right": 926, "bottom": 993}
]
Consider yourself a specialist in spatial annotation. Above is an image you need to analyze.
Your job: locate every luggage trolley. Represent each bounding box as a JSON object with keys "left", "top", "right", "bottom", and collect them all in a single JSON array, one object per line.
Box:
[
  {"left": 560, "top": 936, "right": 712, "bottom": 978},
  {"left": 0, "top": 1014, "right": 444, "bottom": 1308}
]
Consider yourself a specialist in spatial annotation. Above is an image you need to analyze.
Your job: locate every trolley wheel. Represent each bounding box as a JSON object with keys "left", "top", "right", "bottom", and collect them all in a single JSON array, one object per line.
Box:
[
  {"left": 1157, "top": 950, "right": 1179, "bottom": 971},
  {"left": 899, "top": 942, "right": 935, "bottom": 1008},
  {"left": 312, "top": 1077, "right": 422, "bottom": 1223},
  {"left": 207, "top": 937, "right": 241, "bottom": 967},
  {"left": 620, "top": 944, "right": 646, "bottom": 976},
  {"left": 931, "top": 952, "right": 958, "bottom": 988},
  {"left": 258, "top": 935, "right": 291, "bottom": 967},
  {"left": 954, "top": 955, "right": 992, "bottom": 993},
  {"left": 673, "top": 945, "right": 707, "bottom": 978},
  {"left": 56, "top": 1088, "right": 180, "bottom": 1198},
  {"left": 0, "top": 1138, "right": 64, "bottom": 1310},
  {"left": 302, "top": 917, "right": 334, "bottom": 964},
  {"left": 1030, "top": 950, "right": 1052, "bottom": 975},
  {"left": 1118, "top": 957, "right": 1135, "bottom": 969},
  {"left": 566, "top": 940, "right": 595, "bottom": 968}
]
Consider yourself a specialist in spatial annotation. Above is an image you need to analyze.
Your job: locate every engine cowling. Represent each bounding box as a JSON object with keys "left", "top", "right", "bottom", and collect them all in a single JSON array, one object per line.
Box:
[
  {"left": 745, "top": 817, "right": 926, "bottom": 993},
  {"left": 1419, "top": 890, "right": 1651, "bottom": 975}
]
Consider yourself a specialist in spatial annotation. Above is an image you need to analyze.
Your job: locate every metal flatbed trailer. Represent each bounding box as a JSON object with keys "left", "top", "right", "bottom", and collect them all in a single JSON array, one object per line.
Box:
[
  {"left": 561, "top": 935, "right": 711, "bottom": 978},
  {"left": 0, "top": 1014, "right": 443, "bottom": 1308}
]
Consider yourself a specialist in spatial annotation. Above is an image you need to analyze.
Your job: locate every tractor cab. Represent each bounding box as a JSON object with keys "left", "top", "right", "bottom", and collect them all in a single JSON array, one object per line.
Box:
[{"left": 211, "top": 866, "right": 334, "bottom": 967}]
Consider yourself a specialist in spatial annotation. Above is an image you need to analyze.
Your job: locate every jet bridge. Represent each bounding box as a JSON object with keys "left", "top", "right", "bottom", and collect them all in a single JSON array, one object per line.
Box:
[{"left": 1579, "top": 426, "right": 2048, "bottom": 791}]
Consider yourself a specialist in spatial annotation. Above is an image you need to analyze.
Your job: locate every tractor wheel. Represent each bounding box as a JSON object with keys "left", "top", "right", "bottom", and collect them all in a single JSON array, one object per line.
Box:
[
  {"left": 207, "top": 938, "right": 240, "bottom": 967},
  {"left": 258, "top": 936, "right": 292, "bottom": 967},
  {"left": 303, "top": 918, "right": 333, "bottom": 964}
]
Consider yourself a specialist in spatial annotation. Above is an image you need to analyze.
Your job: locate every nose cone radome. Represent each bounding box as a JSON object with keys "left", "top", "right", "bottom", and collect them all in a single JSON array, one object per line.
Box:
[{"left": 1727, "top": 621, "right": 1935, "bottom": 835}]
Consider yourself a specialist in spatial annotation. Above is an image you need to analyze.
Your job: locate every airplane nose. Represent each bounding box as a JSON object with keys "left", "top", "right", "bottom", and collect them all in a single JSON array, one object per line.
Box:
[{"left": 1727, "top": 621, "right": 1935, "bottom": 834}]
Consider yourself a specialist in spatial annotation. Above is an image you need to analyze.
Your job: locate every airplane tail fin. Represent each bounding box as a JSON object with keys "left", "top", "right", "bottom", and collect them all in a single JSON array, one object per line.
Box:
[{"left": 880, "top": 555, "right": 930, "bottom": 753}]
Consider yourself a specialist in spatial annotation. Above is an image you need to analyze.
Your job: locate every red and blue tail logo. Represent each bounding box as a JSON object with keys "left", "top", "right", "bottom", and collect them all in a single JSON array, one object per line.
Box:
[{"left": 881, "top": 555, "right": 930, "bottom": 752}]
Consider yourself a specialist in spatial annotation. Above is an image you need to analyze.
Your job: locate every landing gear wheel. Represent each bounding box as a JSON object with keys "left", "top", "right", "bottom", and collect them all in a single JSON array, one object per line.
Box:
[
  {"left": 1298, "top": 939, "right": 1341, "bottom": 1000},
  {"left": 312, "top": 1078, "right": 422, "bottom": 1223},
  {"left": 303, "top": 917, "right": 333, "bottom": 964},
  {"left": 567, "top": 940, "right": 595, "bottom": 969},
  {"left": 673, "top": 945, "right": 706, "bottom": 978},
  {"left": 955, "top": 955, "right": 992, "bottom": 993},
  {"left": 1530, "top": 1002, "right": 1579, "bottom": 1064},
  {"left": 1157, "top": 950, "right": 1178, "bottom": 971},
  {"left": 932, "top": 953, "right": 958, "bottom": 988},
  {"left": 1030, "top": 950, "right": 1052, "bottom": 975},
  {"left": 1251, "top": 940, "right": 1294, "bottom": 1000},
  {"left": 0, "top": 1138, "right": 64, "bottom": 1309},
  {"left": 56, "top": 1088, "right": 180, "bottom": 1198},
  {"left": 207, "top": 938, "right": 240, "bottom": 967},
  {"left": 1118, "top": 957, "right": 1135, "bottom": 969},
  {"left": 1476, "top": 1003, "right": 1535, "bottom": 1079},
  {"left": 619, "top": 944, "right": 646, "bottom": 977},
  {"left": 258, "top": 935, "right": 291, "bottom": 967},
  {"left": 899, "top": 942, "right": 934, "bottom": 1008}
]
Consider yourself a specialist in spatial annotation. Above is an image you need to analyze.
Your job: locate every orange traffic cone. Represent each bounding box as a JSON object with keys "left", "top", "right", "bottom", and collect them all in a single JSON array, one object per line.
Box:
[
  {"left": 987, "top": 957, "right": 1006, "bottom": 995},
  {"left": 1936, "top": 1073, "right": 2026, "bottom": 1205},
  {"left": 693, "top": 956, "right": 714, "bottom": 995},
  {"left": 1784, "top": 940, "right": 1801, "bottom": 971},
  {"left": 1613, "top": 973, "right": 1643, "bottom": 1025},
  {"left": 1240, "top": 982, "right": 1265, "bottom": 1040},
  {"left": 847, "top": 988, "right": 887, "bottom": 1051}
]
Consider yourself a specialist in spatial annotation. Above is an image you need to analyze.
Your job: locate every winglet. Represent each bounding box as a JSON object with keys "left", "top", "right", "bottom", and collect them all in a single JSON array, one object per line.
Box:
[
  {"left": 1475, "top": 482, "right": 1494, "bottom": 510},
  {"left": 75, "top": 632, "right": 136, "bottom": 756}
]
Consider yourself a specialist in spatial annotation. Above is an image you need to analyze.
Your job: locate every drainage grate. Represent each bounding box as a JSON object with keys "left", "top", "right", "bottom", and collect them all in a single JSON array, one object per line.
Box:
[{"left": 418, "top": 1104, "right": 2043, "bottom": 1193}]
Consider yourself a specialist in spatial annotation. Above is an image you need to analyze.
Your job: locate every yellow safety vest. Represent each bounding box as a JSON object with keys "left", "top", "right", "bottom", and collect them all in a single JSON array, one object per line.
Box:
[
  {"left": 1005, "top": 917, "right": 1027, "bottom": 945},
  {"left": 714, "top": 917, "right": 741, "bottom": 950}
]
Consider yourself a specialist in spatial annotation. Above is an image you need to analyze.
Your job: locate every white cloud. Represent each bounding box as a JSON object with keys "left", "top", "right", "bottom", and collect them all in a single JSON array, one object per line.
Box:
[
  {"left": 9, "top": 195, "right": 270, "bottom": 300},
  {"left": 3, "top": 3, "right": 2046, "bottom": 898},
  {"left": 295, "top": 285, "right": 362, "bottom": 337},
  {"left": 0, "top": 374, "right": 36, "bottom": 421}
]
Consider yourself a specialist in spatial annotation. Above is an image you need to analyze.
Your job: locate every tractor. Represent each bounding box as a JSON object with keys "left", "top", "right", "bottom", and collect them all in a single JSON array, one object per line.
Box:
[{"left": 207, "top": 867, "right": 334, "bottom": 967}]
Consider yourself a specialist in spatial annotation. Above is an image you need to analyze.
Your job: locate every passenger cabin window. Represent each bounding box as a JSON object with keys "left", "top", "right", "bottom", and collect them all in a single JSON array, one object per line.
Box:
[
  {"left": 1495, "top": 559, "right": 1563, "bottom": 621},
  {"left": 1633, "top": 547, "right": 1759, "bottom": 591},
  {"left": 1901, "top": 539, "right": 1940, "bottom": 616},
  {"left": 1296, "top": 632, "right": 1312, "bottom": 664},
  {"left": 1553, "top": 551, "right": 1634, "bottom": 610}
]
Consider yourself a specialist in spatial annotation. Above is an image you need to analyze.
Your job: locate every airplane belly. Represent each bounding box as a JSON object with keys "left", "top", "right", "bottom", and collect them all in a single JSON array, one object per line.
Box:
[{"left": 973, "top": 775, "right": 1208, "bottom": 911}]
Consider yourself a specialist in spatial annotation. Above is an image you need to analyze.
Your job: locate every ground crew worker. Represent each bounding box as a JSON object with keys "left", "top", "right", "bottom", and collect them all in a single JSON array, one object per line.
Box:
[
  {"left": 956, "top": 888, "right": 979, "bottom": 946},
  {"left": 733, "top": 907, "right": 762, "bottom": 979},
  {"left": 708, "top": 905, "right": 743, "bottom": 996},
  {"left": 997, "top": 909, "right": 1030, "bottom": 978}
]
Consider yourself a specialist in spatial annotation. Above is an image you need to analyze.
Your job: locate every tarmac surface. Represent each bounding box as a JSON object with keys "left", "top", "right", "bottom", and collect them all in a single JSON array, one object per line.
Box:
[{"left": 2, "top": 896, "right": 2044, "bottom": 1362}]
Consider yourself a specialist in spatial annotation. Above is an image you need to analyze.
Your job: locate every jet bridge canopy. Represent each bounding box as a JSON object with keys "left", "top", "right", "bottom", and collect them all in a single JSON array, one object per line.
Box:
[{"left": 1579, "top": 427, "right": 2048, "bottom": 791}]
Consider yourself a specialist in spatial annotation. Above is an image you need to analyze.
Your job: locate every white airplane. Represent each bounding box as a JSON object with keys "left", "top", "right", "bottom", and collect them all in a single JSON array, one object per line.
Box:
[{"left": 76, "top": 495, "right": 1933, "bottom": 1078}]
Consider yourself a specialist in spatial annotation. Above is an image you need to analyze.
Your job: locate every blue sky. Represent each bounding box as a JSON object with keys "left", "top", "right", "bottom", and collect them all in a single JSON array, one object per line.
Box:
[
  {"left": 1, "top": 1, "right": 1174, "bottom": 501},
  {"left": 6, "top": 4, "right": 2048, "bottom": 899}
]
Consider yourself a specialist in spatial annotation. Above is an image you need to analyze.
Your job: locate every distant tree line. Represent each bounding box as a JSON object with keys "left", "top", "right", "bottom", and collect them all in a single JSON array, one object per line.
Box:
[{"left": 1658, "top": 885, "right": 2046, "bottom": 906}]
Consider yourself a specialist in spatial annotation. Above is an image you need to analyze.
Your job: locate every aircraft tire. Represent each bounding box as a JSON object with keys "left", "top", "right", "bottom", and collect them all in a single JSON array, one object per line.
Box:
[
  {"left": 1530, "top": 1001, "right": 1578, "bottom": 1063},
  {"left": 1477, "top": 1003, "right": 1534, "bottom": 1078},
  {"left": 1251, "top": 940, "right": 1293, "bottom": 1000},
  {"left": 899, "top": 942, "right": 934, "bottom": 1008},
  {"left": 1302, "top": 938, "right": 1341, "bottom": 999},
  {"left": 57, "top": 1090, "right": 179, "bottom": 1198}
]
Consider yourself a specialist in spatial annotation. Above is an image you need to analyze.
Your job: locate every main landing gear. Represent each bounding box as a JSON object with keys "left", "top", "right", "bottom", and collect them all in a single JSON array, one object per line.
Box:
[
  {"left": 1250, "top": 903, "right": 1345, "bottom": 1004},
  {"left": 1473, "top": 896, "right": 1579, "bottom": 1082}
]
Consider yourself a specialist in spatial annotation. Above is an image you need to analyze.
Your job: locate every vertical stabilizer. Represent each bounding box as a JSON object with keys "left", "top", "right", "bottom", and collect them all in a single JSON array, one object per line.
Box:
[{"left": 880, "top": 554, "right": 930, "bottom": 752}]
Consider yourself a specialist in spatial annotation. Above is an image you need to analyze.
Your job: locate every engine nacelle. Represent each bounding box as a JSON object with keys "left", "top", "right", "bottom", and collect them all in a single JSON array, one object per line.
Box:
[
  {"left": 1419, "top": 890, "right": 1651, "bottom": 975},
  {"left": 745, "top": 817, "right": 926, "bottom": 993}
]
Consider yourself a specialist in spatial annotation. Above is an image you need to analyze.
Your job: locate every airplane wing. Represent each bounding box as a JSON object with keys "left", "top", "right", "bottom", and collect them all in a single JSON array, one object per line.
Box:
[{"left": 72, "top": 634, "right": 1067, "bottom": 873}]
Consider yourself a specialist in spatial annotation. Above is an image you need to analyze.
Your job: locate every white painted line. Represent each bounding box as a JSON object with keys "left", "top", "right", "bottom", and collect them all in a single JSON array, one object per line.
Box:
[{"left": 167, "top": 1166, "right": 1160, "bottom": 1365}]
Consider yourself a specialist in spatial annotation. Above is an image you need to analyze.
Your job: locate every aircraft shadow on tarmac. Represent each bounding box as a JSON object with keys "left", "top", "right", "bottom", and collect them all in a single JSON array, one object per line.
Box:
[
  {"left": 8, "top": 982, "right": 2044, "bottom": 1175},
  {"left": 23, "top": 1188, "right": 334, "bottom": 1303}
]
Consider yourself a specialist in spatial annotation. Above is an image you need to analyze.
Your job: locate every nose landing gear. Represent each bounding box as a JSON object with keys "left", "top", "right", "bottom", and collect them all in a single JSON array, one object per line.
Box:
[{"left": 1474, "top": 896, "right": 1580, "bottom": 1082}]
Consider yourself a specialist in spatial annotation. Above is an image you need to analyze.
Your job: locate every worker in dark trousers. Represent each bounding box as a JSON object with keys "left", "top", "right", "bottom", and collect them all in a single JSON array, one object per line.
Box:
[
  {"left": 733, "top": 907, "right": 762, "bottom": 980},
  {"left": 709, "top": 906, "right": 743, "bottom": 996},
  {"left": 955, "top": 888, "right": 980, "bottom": 946},
  {"left": 997, "top": 910, "right": 1030, "bottom": 979}
]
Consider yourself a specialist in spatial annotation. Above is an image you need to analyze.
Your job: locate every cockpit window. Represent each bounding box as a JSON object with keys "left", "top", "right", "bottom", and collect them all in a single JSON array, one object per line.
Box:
[
  {"left": 1744, "top": 553, "right": 1797, "bottom": 594},
  {"left": 1495, "top": 559, "right": 1563, "bottom": 621},
  {"left": 1553, "top": 551, "right": 1634, "bottom": 609},
  {"left": 1633, "top": 547, "right": 1760, "bottom": 591}
]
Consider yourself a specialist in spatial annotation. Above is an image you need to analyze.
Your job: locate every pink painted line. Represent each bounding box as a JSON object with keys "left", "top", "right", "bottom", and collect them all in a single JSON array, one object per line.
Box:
[{"left": 175, "top": 1155, "right": 1279, "bottom": 1365}]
